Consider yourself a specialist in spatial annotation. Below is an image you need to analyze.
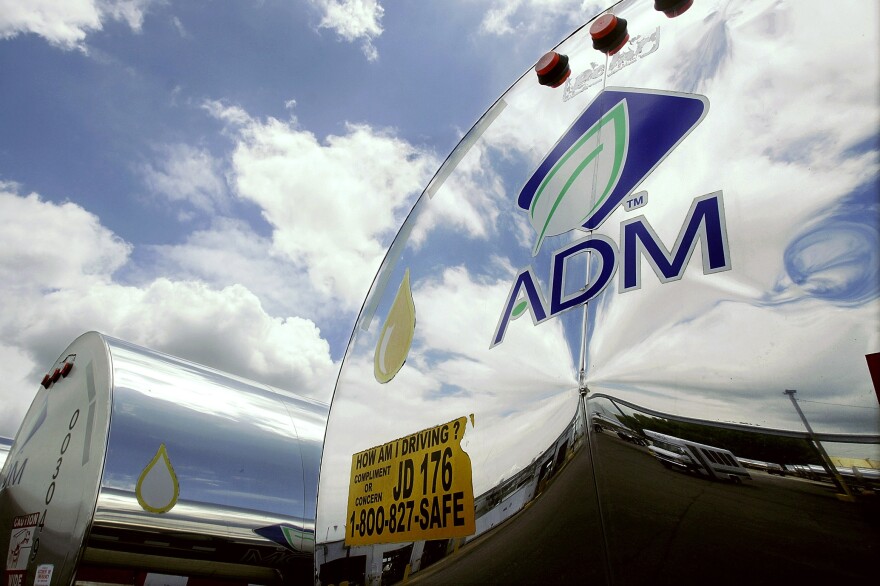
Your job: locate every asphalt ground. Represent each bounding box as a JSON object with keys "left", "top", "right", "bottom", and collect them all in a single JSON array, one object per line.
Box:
[
  {"left": 407, "top": 429, "right": 878, "bottom": 585},
  {"left": 594, "top": 431, "right": 879, "bottom": 584}
]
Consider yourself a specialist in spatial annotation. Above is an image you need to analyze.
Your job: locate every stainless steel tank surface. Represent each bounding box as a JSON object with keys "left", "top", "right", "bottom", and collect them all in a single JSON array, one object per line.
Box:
[
  {"left": 315, "top": 1, "right": 880, "bottom": 585},
  {"left": 0, "top": 331, "right": 327, "bottom": 585}
]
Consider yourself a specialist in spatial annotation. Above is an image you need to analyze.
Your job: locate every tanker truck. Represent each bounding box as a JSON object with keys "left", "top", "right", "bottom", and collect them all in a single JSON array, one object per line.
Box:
[
  {"left": 0, "top": 332, "right": 326, "bottom": 585},
  {"left": 2, "top": 1, "right": 878, "bottom": 585},
  {"left": 314, "top": 0, "right": 880, "bottom": 584}
]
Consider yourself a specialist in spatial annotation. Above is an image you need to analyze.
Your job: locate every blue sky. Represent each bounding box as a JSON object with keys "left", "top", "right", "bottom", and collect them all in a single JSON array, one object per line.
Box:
[{"left": 0, "top": 0, "right": 607, "bottom": 436}]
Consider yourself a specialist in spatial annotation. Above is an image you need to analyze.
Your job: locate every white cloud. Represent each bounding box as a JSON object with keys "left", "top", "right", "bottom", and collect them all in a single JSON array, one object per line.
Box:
[
  {"left": 0, "top": 344, "right": 39, "bottom": 438},
  {"left": 588, "top": 289, "right": 880, "bottom": 432},
  {"left": 201, "top": 99, "right": 252, "bottom": 128},
  {"left": 0, "top": 189, "right": 131, "bottom": 293},
  {"left": 0, "top": 185, "right": 337, "bottom": 438},
  {"left": 207, "top": 104, "right": 438, "bottom": 312},
  {"left": 170, "top": 15, "right": 187, "bottom": 38},
  {"left": 98, "top": 0, "right": 153, "bottom": 31},
  {"left": 191, "top": 100, "right": 518, "bottom": 322},
  {"left": 411, "top": 266, "right": 575, "bottom": 394},
  {"left": 411, "top": 142, "right": 506, "bottom": 248},
  {"left": 0, "top": 0, "right": 157, "bottom": 50},
  {"left": 0, "top": 0, "right": 100, "bottom": 48},
  {"left": 139, "top": 143, "right": 230, "bottom": 219},
  {"left": 478, "top": 0, "right": 605, "bottom": 37},
  {"left": 15, "top": 279, "right": 335, "bottom": 390},
  {"left": 312, "top": 0, "right": 384, "bottom": 61},
  {"left": 145, "top": 218, "right": 328, "bottom": 321},
  {"left": 480, "top": 1, "right": 520, "bottom": 36}
]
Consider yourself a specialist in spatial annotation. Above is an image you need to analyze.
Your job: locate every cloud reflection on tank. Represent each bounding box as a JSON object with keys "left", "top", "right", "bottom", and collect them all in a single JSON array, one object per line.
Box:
[{"left": 316, "top": 1, "right": 878, "bottom": 584}]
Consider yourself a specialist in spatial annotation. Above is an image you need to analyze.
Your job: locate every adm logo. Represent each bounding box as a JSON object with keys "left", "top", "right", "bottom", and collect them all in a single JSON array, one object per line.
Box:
[{"left": 492, "top": 88, "right": 731, "bottom": 347}]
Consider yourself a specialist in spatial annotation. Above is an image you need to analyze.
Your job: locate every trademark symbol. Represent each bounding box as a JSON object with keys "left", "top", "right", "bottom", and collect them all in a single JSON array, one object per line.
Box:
[{"left": 625, "top": 191, "right": 648, "bottom": 211}]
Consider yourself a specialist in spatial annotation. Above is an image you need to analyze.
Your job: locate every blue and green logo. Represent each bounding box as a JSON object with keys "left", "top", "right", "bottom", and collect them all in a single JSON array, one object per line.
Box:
[
  {"left": 519, "top": 88, "right": 709, "bottom": 255},
  {"left": 492, "top": 88, "right": 731, "bottom": 348}
]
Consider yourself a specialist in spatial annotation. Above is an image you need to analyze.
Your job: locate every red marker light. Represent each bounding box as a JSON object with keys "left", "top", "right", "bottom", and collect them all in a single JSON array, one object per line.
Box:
[
  {"left": 41, "top": 374, "right": 52, "bottom": 388},
  {"left": 590, "top": 14, "right": 617, "bottom": 39},
  {"left": 590, "top": 14, "right": 629, "bottom": 56},
  {"left": 51, "top": 368, "right": 62, "bottom": 383},
  {"left": 61, "top": 362, "right": 73, "bottom": 378},
  {"left": 655, "top": 0, "right": 694, "bottom": 18},
  {"left": 535, "top": 51, "right": 571, "bottom": 88}
]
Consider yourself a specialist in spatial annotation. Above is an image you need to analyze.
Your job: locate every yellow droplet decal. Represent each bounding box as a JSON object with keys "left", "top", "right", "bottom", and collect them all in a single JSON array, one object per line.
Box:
[
  {"left": 136, "top": 443, "right": 180, "bottom": 514},
  {"left": 374, "top": 269, "right": 416, "bottom": 384}
]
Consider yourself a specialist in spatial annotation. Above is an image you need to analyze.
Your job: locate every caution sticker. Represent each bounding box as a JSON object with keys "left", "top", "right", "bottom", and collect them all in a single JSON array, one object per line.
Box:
[
  {"left": 345, "top": 417, "right": 475, "bottom": 546},
  {"left": 4, "top": 512, "right": 39, "bottom": 585}
]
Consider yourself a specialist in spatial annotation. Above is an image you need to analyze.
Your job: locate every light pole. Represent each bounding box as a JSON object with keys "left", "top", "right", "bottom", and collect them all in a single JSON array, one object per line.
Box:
[{"left": 783, "top": 389, "right": 854, "bottom": 501}]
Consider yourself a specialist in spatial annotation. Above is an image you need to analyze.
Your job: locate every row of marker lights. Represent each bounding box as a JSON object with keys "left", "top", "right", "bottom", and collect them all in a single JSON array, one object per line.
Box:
[
  {"left": 40, "top": 361, "right": 73, "bottom": 389},
  {"left": 536, "top": 0, "right": 695, "bottom": 87}
]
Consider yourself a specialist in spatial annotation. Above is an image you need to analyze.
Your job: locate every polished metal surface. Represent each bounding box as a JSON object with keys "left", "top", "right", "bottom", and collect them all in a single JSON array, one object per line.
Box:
[
  {"left": 316, "top": 1, "right": 879, "bottom": 584},
  {"left": 0, "top": 331, "right": 327, "bottom": 585},
  {"left": 1, "top": 331, "right": 113, "bottom": 585}
]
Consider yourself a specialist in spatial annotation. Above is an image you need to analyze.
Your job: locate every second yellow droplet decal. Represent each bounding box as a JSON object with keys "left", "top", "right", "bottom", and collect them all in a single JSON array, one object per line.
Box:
[
  {"left": 374, "top": 269, "right": 416, "bottom": 384},
  {"left": 136, "top": 443, "right": 180, "bottom": 513}
]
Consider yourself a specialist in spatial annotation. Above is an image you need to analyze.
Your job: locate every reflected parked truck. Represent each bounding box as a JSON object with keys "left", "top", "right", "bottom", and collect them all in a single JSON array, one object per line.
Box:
[{"left": 645, "top": 430, "right": 751, "bottom": 483}]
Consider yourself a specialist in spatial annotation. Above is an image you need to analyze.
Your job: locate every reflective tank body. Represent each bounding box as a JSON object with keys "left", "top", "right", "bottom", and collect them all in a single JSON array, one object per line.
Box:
[
  {"left": 316, "top": 1, "right": 879, "bottom": 585},
  {"left": 0, "top": 331, "right": 327, "bottom": 585}
]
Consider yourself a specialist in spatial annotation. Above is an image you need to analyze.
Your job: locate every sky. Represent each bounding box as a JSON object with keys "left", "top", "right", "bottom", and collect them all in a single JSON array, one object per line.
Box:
[{"left": 0, "top": 0, "right": 611, "bottom": 437}]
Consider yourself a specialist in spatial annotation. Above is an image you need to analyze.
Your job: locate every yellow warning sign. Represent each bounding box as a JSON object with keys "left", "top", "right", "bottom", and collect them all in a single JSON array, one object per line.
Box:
[{"left": 346, "top": 417, "right": 475, "bottom": 546}]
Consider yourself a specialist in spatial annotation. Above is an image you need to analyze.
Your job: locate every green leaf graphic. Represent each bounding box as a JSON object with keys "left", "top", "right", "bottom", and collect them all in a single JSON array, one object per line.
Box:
[{"left": 529, "top": 100, "right": 629, "bottom": 255}]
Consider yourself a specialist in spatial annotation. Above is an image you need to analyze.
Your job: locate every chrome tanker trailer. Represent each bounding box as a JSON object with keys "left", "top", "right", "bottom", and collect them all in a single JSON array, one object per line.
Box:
[
  {"left": 0, "top": 332, "right": 326, "bottom": 585},
  {"left": 315, "top": 1, "right": 879, "bottom": 585},
  {"left": 2, "top": 2, "right": 878, "bottom": 586}
]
